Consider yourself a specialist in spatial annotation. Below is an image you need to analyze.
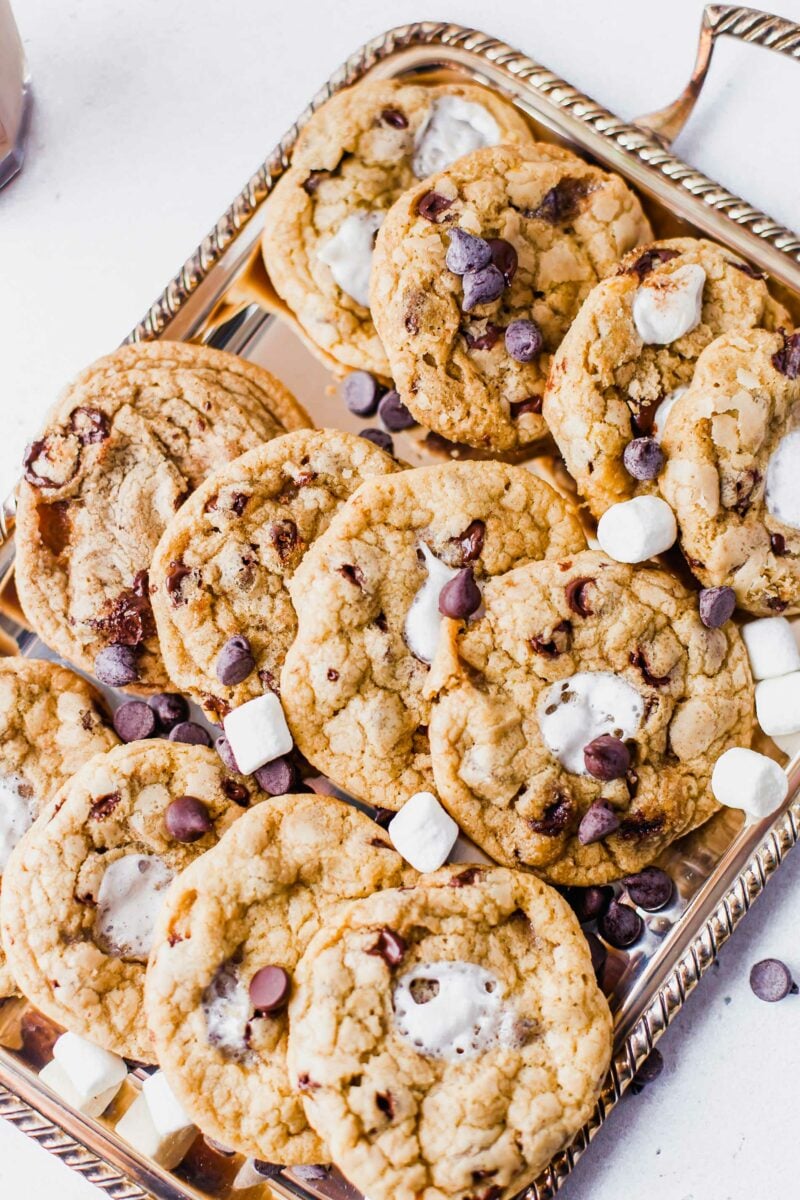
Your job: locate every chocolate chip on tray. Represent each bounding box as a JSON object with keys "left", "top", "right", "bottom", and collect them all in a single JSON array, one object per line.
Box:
[
  {"left": 254, "top": 756, "right": 297, "bottom": 796},
  {"left": 599, "top": 899, "right": 644, "bottom": 948},
  {"left": 749, "top": 958, "right": 798, "bottom": 1002},
  {"left": 149, "top": 692, "right": 189, "bottom": 732},
  {"left": 623, "top": 866, "right": 674, "bottom": 911},
  {"left": 165, "top": 795, "right": 212, "bottom": 842},
  {"left": 378, "top": 389, "right": 417, "bottom": 431},
  {"left": 113, "top": 700, "right": 156, "bottom": 743},
  {"left": 168, "top": 721, "right": 212, "bottom": 747},
  {"left": 343, "top": 371, "right": 382, "bottom": 417},
  {"left": 629, "top": 1048, "right": 664, "bottom": 1093},
  {"left": 566, "top": 885, "right": 614, "bottom": 924},
  {"left": 214, "top": 735, "right": 240, "bottom": 773},
  {"left": 215, "top": 635, "right": 256, "bottom": 686},
  {"left": 360, "top": 428, "right": 394, "bottom": 455}
]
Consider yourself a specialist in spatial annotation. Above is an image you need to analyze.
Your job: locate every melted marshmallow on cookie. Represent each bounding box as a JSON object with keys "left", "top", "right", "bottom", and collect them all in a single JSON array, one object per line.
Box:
[
  {"left": 652, "top": 385, "right": 688, "bottom": 443},
  {"left": 765, "top": 428, "right": 800, "bottom": 530},
  {"left": 537, "top": 671, "right": 644, "bottom": 775},
  {"left": 201, "top": 961, "right": 251, "bottom": 1056},
  {"left": 632, "top": 264, "right": 705, "bottom": 345},
  {"left": 0, "top": 774, "right": 35, "bottom": 871},
  {"left": 393, "top": 961, "right": 513, "bottom": 1060},
  {"left": 404, "top": 542, "right": 461, "bottom": 664},
  {"left": 317, "top": 210, "right": 384, "bottom": 307},
  {"left": 95, "top": 854, "right": 175, "bottom": 960},
  {"left": 412, "top": 96, "right": 500, "bottom": 179}
]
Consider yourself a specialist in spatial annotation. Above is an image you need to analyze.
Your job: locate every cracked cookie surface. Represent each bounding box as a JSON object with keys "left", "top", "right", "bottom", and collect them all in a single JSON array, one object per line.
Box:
[
  {"left": 15, "top": 342, "right": 310, "bottom": 693},
  {"left": 370, "top": 144, "right": 652, "bottom": 451},
  {"left": 287, "top": 864, "right": 611, "bottom": 1200},
  {"left": 0, "top": 657, "right": 119, "bottom": 997},
  {"left": 543, "top": 238, "right": 790, "bottom": 518},
  {"left": 660, "top": 328, "right": 800, "bottom": 614},
  {"left": 261, "top": 79, "right": 542, "bottom": 376},
  {"left": 146, "top": 793, "right": 409, "bottom": 1164},
  {"left": 427, "top": 550, "right": 754, "bottom": 885},
  {"left": 150, "top": 429, "right": 397, "bottom": 721},
  {"left": 280, "top": 461, "right": 586, "bottom": 810},
  {"left": 1, "top": 740, "right": 257, "bottom": 1059}
]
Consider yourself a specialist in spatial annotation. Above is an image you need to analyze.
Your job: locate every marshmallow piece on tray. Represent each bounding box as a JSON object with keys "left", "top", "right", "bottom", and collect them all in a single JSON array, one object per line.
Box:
[
  {"left": 596, "top": 496, "right": 677, "bottom": 563},
  {"left": 116, "top": 1072, "right": 196, "bottom": 1170},
  {"left": 742, "top": 616, "right": 800, "bottom": 681},
  {"left": 755, "top": 672, "right": 800, "bottom": 736},
  {"left": 223, "top": 693, "right": 293, "bottom": 775},
  {"left": 52, "top": 1032, "right": 127, "bottom": 1103},
  {"left": 142, "top": 1070, "right": 194, "bottom": 1140},
  {"left": 712, "top": 747, "right": 788, "bottom": 820},
  {"left": 632, "top": 263, "right": 705, "bottom": 345},
  {"left": 389, "top": 791, "right": 459, "bottom": 872},
  {"left": 39, "top": 1060, "right": 124, "bottom": 1119}
]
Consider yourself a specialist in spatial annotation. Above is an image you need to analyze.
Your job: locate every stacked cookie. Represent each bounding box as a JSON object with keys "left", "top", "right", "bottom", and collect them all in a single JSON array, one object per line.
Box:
[{"left": 1, "top": 69, "right": 798, "bottom": 1200}]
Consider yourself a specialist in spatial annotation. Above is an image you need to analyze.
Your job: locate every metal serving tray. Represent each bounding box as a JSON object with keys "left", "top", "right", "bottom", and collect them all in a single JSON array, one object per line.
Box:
[{"left": 2, "top": 7, "right": 800, "bottom": 1199}]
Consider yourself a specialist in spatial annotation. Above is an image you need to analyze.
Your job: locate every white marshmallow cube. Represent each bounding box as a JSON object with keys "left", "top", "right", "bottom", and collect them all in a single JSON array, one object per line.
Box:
[
  {"left": 742, "top": 617, "right": 800, "bottom": 681},
  {"left": 142, "top": 1071, "right": 194, "bottom": 1140},
  {"left": 39, "top": 1060, "right": 123, "bottom": 1118},
  {"left": 116, "top": 1091, "right": 196, "bottom": 1170},
  {"left": 223, "top": 693, "right": 293, "bottom": 775},
  {"left": 711, "top": 747, "right": 788, "bottom": 819},
  {"left": 52, "top": 1032, "right": 127, "bottom": 1103},
  {"left": 596, "top": 496, "right": 677, "bottom": 563},
  {"left": 389, "top": 791, "right": 459, "bottom": 873},
  {"left": 755, "top": 672, "right": 800, "bottom": 736},
  {"left": 632, "top": 263, "right": 705, "bottom": 345}
]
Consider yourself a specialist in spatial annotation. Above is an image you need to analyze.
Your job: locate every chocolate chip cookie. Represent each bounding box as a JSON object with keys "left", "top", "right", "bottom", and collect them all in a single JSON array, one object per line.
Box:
[
  {"left": 427, "top": 550, "right": 754, "bottom": 885},
  {"left": 261, "top": 79, "right": 547, "bottom": 377},
  {"left": 660, "top": 328, "right": 800, "bottom": 614},
  {"left": 15, "top": 342, "right": 311, "bottom": 693},
  {"left": 543, "top": 238, "right": 790, "bottom": 518},
  {"left": 370, "top": 144, "right": 653, "bottom": 451},
  {"left": 146, "top": 793, "right": 408, "bottom": 1164},
  {"left": 1, "top": 740, "right": 257, "bottom": 1059},
  {"left": 0, "top": 656, "right": 118, "bottom": 996},
  {"left": 150, "top": 429, "right": 397, "bottom": 722},
  {"left": 280, "top": 461, "right": 586, "bottom": 810},
  {"left": 287, "top": 865, "right": 612, "bottom": 1200}
]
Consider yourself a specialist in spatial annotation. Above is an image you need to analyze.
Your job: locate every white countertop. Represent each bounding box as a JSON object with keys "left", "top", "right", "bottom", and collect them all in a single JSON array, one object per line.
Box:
[{"left": 2, "top": 1, "right": 800, "bottom": 1197}]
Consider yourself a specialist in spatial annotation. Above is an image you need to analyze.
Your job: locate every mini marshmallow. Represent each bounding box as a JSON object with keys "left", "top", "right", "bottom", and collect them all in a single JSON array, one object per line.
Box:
[
  {"left": 766, "top": 429, "right": 800, "bottom": 531},
  {"left": 711, "top": 747, "right": 788, "bottom": 819},
  {"left": 596, "top": 495, "right": 677, "bottom": 563},
  {"left": 317, "top": 210, "right": 383, "bottom": 308},
  {"left": 116, "top": 1092, "right": 196, "bottom": 1171},
  {"left": 223, "top": 692, "right": 293, "bottom": 775},
  {"left": 412, "top": 96, "right": 500, "bottom": 179},
  {"left": 39, "top": 1060, "right": 123, "bottom": 1119},
  {"left": 52, "top": 1032, "right": 127, "bottom": 1102},
  {"left": 393, "top": 961, "right": 508, "bottom": 1059},
  {"left": 404, "top": 543, "right": 460, "bottom": 665},
  {"left": 632, "top": 263, "right": 705, "bottom": 345},
  {"left": 388, "top": 791, "right": 459, "bottom": 872},
  {"left": 755, "top": 672, "right": 800, "bottom": 736},
  {"left": 741, "top": 617, "right": 800, "bottom": 681},
  {"left": 142, "top": 1070, "right": 194, "bottom": 1140}
]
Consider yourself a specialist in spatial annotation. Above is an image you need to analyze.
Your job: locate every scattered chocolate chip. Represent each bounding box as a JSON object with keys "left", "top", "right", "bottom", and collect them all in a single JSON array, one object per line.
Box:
[
  {"left": 455, "top": 519, "right": 485, "bottom": 564},
  {"left": 584, "top": 931, "right": 607, "bottom": 981},
  {"left": 624, "top": 247, "right": 680, "bottom": 281},
  {"left": 113, "top": 700, "right": 156, "bottom": 743},
  {"left": 578, "top": 801, "right": 620, "bottom": 845},
  {"left": 343, "top": 371, "right": 382, "bottom": 416},
  {"left": 381, "top": 107, "right": 408, "bottom": 128},
  {"left": 624, "top": 866, "right": 674, "bottom": 911},
  {"left": 510, "top": 395, "right": 543, "bottom": 418},
  {"left": 486, "top": 238, "right": 517, "bottom": 284},
  {"left": 771, "top": 532, "right": 787, "bottom": 556},
  {"left": 749, "top": 957, "right": 798, "bottom": 1002},
  {"left": 773, "top": 330, "right": 800, "bottom": 379},
  {"left": 565, "top": 576, "right": 594, "bottom": 617},
  {"left": 584, "top": 735, "right": 631, "bottom": 781},
  {"left": 417, "top": 191, "right": 453, "bottom": 222},
  {"left": 214, "top": 735, "right": 240, "bottom": 773},
  {"left": 216, "top": 635, "right": 256, "bottom": 686},
  {"left": 169, "top": 721, "right": 212, "bottom": 747},
  {"left": 438, "top": 567, "right": 481, "bottom": 618},
  {"left": 94, "top": 644, "right": 139, "bottom": 687},
  {"left": 367, "top": 927, "right": 406, "bottom": 966},
  {"left": 166, "top": 560, "right": 192, "bottom": 606},
  {"left": 69, "top": 407, "right": 110, "bottom": 444},
  {"left": 599, "top": 899, "right": 644, "bottom": 948},
  {"left": 445, "top": 228, "right": 492, "bottom": 275},
  {"left": 529, "top": 792, "right": 573, "bottom": 836},
  {"left": 528, "top": 176, "right": 594, "bottom": 224},
  {"left": 504, "top": 319, "right": 543, "bottom": 362},
  {"left": 360, "top": 428, "right": 394, "bottom": 455},
  {"left": 252, "top": 1161, "right": 283, "bottom": 1180},
  {"left": 221, "top": 778, "right": 250, "bottom": 807},
  {"left": 254, "top": 756, "right": 297, "bottom": 796},
  {"left": 378, "top": 389, "right": 416, "bottom": 431},
  {"left": 165, "top": 795, "right": 212, "bottom": 842},
  {"left": 698, "top": 586, "right": 736, "bottom": 628},
  {"left": 149, "top": 692, "right": 189, "bottom": 732},
  {"left": 765, "top": 595, "right": 788, "bottom": 612},
  {"left": 630, "top": 1048, "right": 664, "bottom": 1093},
  {"left": 566, "top": 885, "right": 614, "bottom": 923},
  {"left": 462, "top": 264, "right": 506, "bottom": 311},
  {"left": 249, "top": 965, "right": 291, "bottom": 1013},
  {"left": 623, "top": 436, "right": 664, "bottom": 481},
  {"left": 89, "top": 792, "right": 121, "bottom": 820},
  {"left": 292, "top": 1165, "right": 331, "bottom": 1182}
]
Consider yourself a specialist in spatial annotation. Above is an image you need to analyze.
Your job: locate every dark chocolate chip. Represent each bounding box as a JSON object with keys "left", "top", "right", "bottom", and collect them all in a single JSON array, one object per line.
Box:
[
  {"left": 373, "top": 807, "right": 394, "bottom": 828},
  {"left": 486, "top": 238, "right": 517, "bottom": 284},
  {"left": 528, "top": 792, "right": 573, "bottom": 836},
  {"left": 249, "top": 965, "right": 291, "bottom": 1013},
  {"left": 504, "top": 319, "right": 543, "bottom": 363},
  {"left": 749, "top": 958, "right": 798, "bottom": 1002},
  {"left": 302, "top": 170, "right": 329, "bottom": 195},
  {"left": 254, "top": 756, "right": 297, "bottom": 796},
  {"left": 630, "top": 397, "right": 661, "bottom": 438},
  {"left": 94, "top": 644, "right": 139, "bottom": 687},
  {"left": 148, "top": 692, "right": 189, "bottom": 732},
  {"left": 253, "top": 1161, "right": 283, "bottom": 1179},
  {"left": 623, "top": 437, "right": 664, "bottom": 481},
  {"left": 584, "top": 930, "right": 607, "bottom": 981},
  {"left": 630, "top": 647, "right": 672, "bottom": 688},
  {"left": 378, "top": 389, "right": 416, "bottom": 431},
  {"left": 168, "top": 721, "right": 212, "bottom": 747},
  {"left": 772, "top": 330, "right": 800, "bottom": 379},
  {"left": 771, "top": 532, "right": 787, "bottom": 556},
  {"left": 584, "top": 735, "right": 631, "bottom": 781},
  {"left": 448, "top": 866, "right": 485, "bottom": 887},
  {"left": 165, "top": 795, "right": 212, "bottom": 842},
  {"left": 630, "top": 1048, "right": 664, "bottom": 1093},
  {"left": 69, "top": 407, "right": 110, "bottom": 444},
  {"left": 528, "top": 176, "right": 594, "bottom": 224},
  {"left": 464, "top": 322, "right": 504, "bottom": 351},
  {"left": 338, "top": 563, "right": 365, "bottom": 588},
  {"left": 455, "top": 519, "right": 485, "bottom": 564},
  {"left": 510, "top": 395, "right": 543, "bottom": 418},
  {"left": 270, "top": 519, "right": 299, "bottom": 563},
  {"left": 462, "top": 264, "right": 506, "bottom": 311},
  {"left": 22, "top": 436, "right": 79, "bottom": 489},
  {"left": 89, "top": 792, "right": 121, "bottom": 820},
  {"left": 599, "top": 899, "right": 643, "bottom": 948},
  {"left": 728, "top": 259, "right": 766, "bottom": 281},
  {"left": 529, "top": 619, "right": 571, "bottom": 658},
  {"left": 292, "top": 1165, "right": 331, "bottom": 1182},
  {"left": 221, "top": 778, "right": 250, "bottom": 807},
  {"left": 360, "top": 428, "right": 394, "bottom": 455},
  {"left": 438, "top": 567, "right": 481, "bottom": 618},
  {"left": 565, "top": 576, "right": 594, "bottom": 617},
  {"left": 113, "top": 700, "right": 156, "bottom": 743},
  {"left": 445, "top": 228, "right": 492, "bottom": 275},
  {"left": 166, "top": 560, "right": 192, "bottom": 606},
  {"left": 375, "top": 1091, "right": 395, "bottom": 1119},
  {"left": 624, "top": 247, "right": 680, "bottom": 281},
  {"left": 367, "top": 927, "right": 406, "bottom": 966},
  {"left": 214, "top": 735, "right": 240, "bottom": 773},
  {"left": 216, "top": 635, "right": 256, "bottom": 686},
  {"left": 698, "top": 586, "right": 736, "bottom": 628},
  {"left": 566, "top": 885, "right": 614, "bottom": 924},
  {"left": 417, "top": 191, "right": 453, "bottom": 222},
  {"left": 343, "top": 371, "right": 381, "bottom": 416},
  {"left": 381, "top": 107, "right": 408, "bottom": 128},
  {"left": 37, "top": 500, "right": 71, "bottom": 556},
  {"left": 578, "top": 801, "right": 621, "bottom": 845},
  {"left": 623, "top": 866, "right": 674, "bottom": 911}
]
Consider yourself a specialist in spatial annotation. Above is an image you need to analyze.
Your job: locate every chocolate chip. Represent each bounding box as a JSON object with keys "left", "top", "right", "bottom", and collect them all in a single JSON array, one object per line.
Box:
[
  {"left": 249, "top": 965, "right": 291, "bottom": 1013},
  {"left": 302, "top": 169, "right": 329, "bottom": 195},
  {"left": 464, "top": 322, "right": 504, "bottom": 351},
  {"left": 378, "top": 389, "right": 416, "bottom": 431},
  {"left": 504, "top": 319, "right": 543, "bottom": 362},
  {"left": 168, "top": 721, "right": 212, "bottom": 747},
  {"left": 417, "top": 191, "right": 453, "bottom": 222},
  {"left": 373, "top": 807, "right": 394, "bottom": 827},
  {"left": 728, "top": 258, "right": 766, "bottom": 281},
  {"left": 252, "top": 1162, "right": 283, "bottom": 1180},
  {"left": 624, "top": 247, "right": 680, "bottom": 281},
  {"left": 529, "top": 620, "right": 571, "bottom": 658},
  {"left": 486, "top": 238, "right": 517, "bottom": 284},
  {"left": 215, "top": 735, "right": 240, "bottom": 773},
  {"left": 89, "top": 792, "right": 121, "bottom": 820},
  {"left": 37, "top": 500, "right": 71, "bottom": 556},
  {"left": 69, "top": 407, "right": 110, "bottom": 444},
  {"left": 216, "top": 635, "right": 256, "bottom": 686},
  {"left": 510, "top": 395, "right": 543, "bottom": 418},
  {"left": 462, "top": 264, "right": 506, "bottom": 311},
  {"left": 94, "top": 644, "right": 139, "bottom": 686},
  {"left": 445, "top": 228, "right": 492, "bottom": 274},
  {"left": 750, "top": 958, "right": 797, "bottom": 1001},
  {"left": 269, "top": 519, "right": 299, "bottom": 563},
  {"left": 360, "top": 428, "right": 394, "bottom": 455},
  {"left": 166, "top": 560, "right": 192, "bottom": 606},
  {"left": 578, "top": 801, "right": 620, "bottom": 845},
  {"left": 528, "top": 176, "right": 594, "bottom": 224},
  {"left": 623, "top": 436, "right": 664, "bottom": 481},
  {"left": 773, "top": 330, "right": 800, "bottom": 379},
  {"left": 343, "top": 371, "right": 382, "bottom": 416},
  {"left": 630, "top": 647, "right": 672, "bottom": 688},
  {"left": 455, "top": 519, "right": 485, "bottom": 564},
  {"left": 165, "top": 795, "right": 212, "bottom": 842},
  {"left": 221, "top": 778, "right": 250, "bottom": 807},
  {"left": 732, "top": 467, "right": 762, "bottom": 516},
  {"left": 584, "top": 931, "right": 607, "bottom": 981},
  {"left": 438, "top": 567, "right": 481, "bottom": 618},
  {"left": 338, "top": 563, "right": 365, "bottom": 588},
  {"left": 630, "top": 1048, "right": 664, "bottom": 1092},
  {"left": 584, "top": 735, "right": 631, "bottom": 781},
  {"left": 22, "top": 436, "right": 79, "bottom": 489},
  {"left": 448, "top": 866, "right": 485, "bottom": 887},
  {"left": 599, "top": 899, "right": 643, "bottom": 948},
  {"left": 94, "top": 582, "right": 155, "bottom": 648},
  {"left": 566, "top": 885, "right": 613, "bottom": 923},
  {"left": 529, "top": 792, "right": 573, "bottom": 835},
  {"left": 367, "top": 927, "right": 406, "bottom": 966},
  {"left": 381, "top": 107, "right": 408, "bottom": 128},
  {"left": 254, "top": 756, "right": 297, "bottom": 796},
  {"left": 617, "top": 811, "right": 666, "bottom": 840},
  {"left": 623, "top": 866, "right": 674, "bottom": 911},
  {"left": 149, "top": 692, "right": 189, "bottom": 732},
  {"left": 292, "top": 1166, "right": 331, "bottom": 1182},
  {"left": 771, "top": 532, "right": 787, "bottom": 556},
  {"left": 565, "top": 576, "right": 594, "bottom": 617},
  {"left": 698, "top": 586, "right": 736, "bottom": 628},
  {"left": 375, "top": 1091, "right": 395, "bottom": 1119},
  {"left": 113, "top": 700, "right": 156, "bottom": 743}
]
